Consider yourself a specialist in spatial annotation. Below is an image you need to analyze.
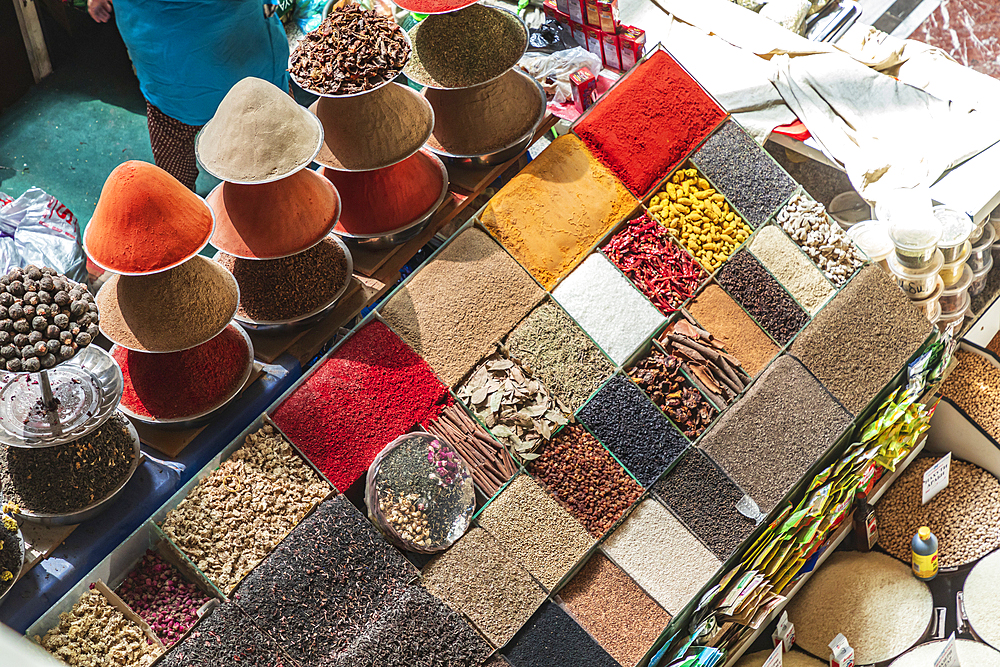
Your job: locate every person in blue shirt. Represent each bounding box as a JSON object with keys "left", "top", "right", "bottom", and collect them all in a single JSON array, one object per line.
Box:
[{"left": 88, "top": 0, "right": 290, "bottom": 190}]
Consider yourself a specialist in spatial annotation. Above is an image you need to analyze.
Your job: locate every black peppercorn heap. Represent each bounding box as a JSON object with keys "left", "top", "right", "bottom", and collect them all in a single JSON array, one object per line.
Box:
[{"left": 0, "top": 265, "right": 97, "bottom": 372}]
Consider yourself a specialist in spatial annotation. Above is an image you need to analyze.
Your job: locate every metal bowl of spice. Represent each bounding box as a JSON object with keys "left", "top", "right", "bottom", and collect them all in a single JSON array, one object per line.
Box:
[
  {"left": 112, "top": 323, "right": 255, "bottom": 429},
  {"left": 330, "top": 152, "right": 449, "bottom": 250},
  {"left": 12, "top": 413, "right": 143, "bottom": 526}
]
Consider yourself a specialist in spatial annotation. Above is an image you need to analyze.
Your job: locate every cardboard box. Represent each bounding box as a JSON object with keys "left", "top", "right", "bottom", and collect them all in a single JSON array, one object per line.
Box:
[
  {"left": 555, "top": 0, "right": 570, "bottom": 15},
  {"left": 570, "top": 67, "right": 599, "bottom": 115},
  {"left": 584, "top": 25, "right": 604, "bottom": 63},
  {"left": 597, "top": 0, "right": 619, "bottom": 33},
  {"left": 567, "top": 0, "right": 584, "bottom": 26},
  {"left": 585, "top": 0, "right": 601, "bottom": 26},
  {"left": 618, "top": 25, "right": 646, "bottom": 70},
  {"left": 601, "top": 30, "right": 621, "bottom": 70}
]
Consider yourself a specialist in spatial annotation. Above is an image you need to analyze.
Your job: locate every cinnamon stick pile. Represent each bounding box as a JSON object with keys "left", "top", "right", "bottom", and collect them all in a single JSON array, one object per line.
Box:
[
  {"left": 426, "top": 404, "right": 518, "bottom": 498},
  {"left": 658, "top": 310, "right": 752, "bottom": 407}
]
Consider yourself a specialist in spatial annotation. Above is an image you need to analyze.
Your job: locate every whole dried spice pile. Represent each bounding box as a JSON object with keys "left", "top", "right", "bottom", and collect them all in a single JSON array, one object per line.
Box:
[
  {"left": 0, "top": 265, "right": 97, "bottom": 372},
  {"left": 38, "top": 589, "right": 162, "bottom": 667},
  {"left": 876, "top": 455, "right": 1000, "bottom": 568},
  {"left": 628, "top": 347, "right": 717, "bottom": 439},
  {"left": 716, "top": 249, "right": 809, "bottom": 346},
  {"left": 504, "top": 301, "right": 614, "bottom": 413},
  {"left": 272, "top": 320, "right": 450, "bottom": 491},
  {"left": 157, "top": 602, "right": 290, "bottom": 667},
  {"left": 422, "top": 527, "right": 547, "bottom": 647},
  {"left": 478, "top": 475, "right": 594, "bottom": 590},
  {"left": 116, "top": 550, "right": 212, "bottom": 646},
  {"left": 159, "top": 422, "right": 330, "bottom": 593},
  {"left": 0, "top": 414, "right": 134, "bottom": 514},
  {"left": 457, "top": 352, "right": 570, "bottom": 461},
  {"left": 234, "top": 496, "right": 415, "bottom": 664},
  {"left": 658, "top": 314, "right": 753, "bottom": 407},
  {"left": 426, "top": 403, "right": 517, "bottom": 498},
  {"left": 217, "top": 236, "right": 349, "bottom": 322},
  {"left": 603, "top": 214, "right": 706, "bottom": 314},
  {"left": 528, "top": 425, "right": 642, "bottom": 537},
  {"left": 777, "top": 192, "right": 865, "bottom": 286},
  {"left": 290, "top": 6, "right": 410, "bottom": 95}
]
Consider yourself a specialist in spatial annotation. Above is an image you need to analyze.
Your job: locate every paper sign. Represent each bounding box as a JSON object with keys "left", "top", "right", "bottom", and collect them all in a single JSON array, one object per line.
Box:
[
  {"left": 763, "top": 644, "right": 783, "bottom": 667},
  {"left": 935, "top": 633, "right": 961, "bottom": 667},
  {"left": 923, "top": 452, "right": 951, "bottom": 504}
]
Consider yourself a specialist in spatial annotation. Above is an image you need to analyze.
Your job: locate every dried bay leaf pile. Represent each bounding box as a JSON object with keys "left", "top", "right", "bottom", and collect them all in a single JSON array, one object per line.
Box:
[{"left": 457, "top": 351, "right": 571, "bottom": 461}]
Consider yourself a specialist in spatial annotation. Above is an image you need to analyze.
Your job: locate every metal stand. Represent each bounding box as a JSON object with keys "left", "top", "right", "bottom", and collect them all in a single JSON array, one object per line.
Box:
[{"left": 38, "top": 369, "right": 62, "bottom": 435}]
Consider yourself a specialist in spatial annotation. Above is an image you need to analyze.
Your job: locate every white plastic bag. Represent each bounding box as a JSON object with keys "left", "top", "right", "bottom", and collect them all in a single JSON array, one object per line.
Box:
[
  {"left": 0, "top": 188, "right": 87, "bottom": 282},
  {"left": 519, "top": 47, "right": 603, "bottom": 104}
]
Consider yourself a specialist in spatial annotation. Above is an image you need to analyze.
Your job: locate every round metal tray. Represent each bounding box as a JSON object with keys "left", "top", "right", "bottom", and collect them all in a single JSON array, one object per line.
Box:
[
  {"left": 84, "top": 194, "right": 217, "bottom": 277},
  {"left": 15, "top": 415, "right": 143, "bottom": 526},
  {"left": 113, "top": 322, "right": 255, "bottom": 429},
  {"left": 331, "top": 152, "right": 449, "bottom": 251},
  {"left": 289, "top": 28, "right": 412, "bottom": 99},
  {"left": 424, "top": 74, "right": 546, "bottom": 167},
  {"left": 213, "top": 234, "right": 354, "bottom": 332},
  {"left": 0, "top": 346, "right": 123, "bottom": 448},
  {"left": 402, "top": 6, "right": 528, "bottom": 91},
  {"left": 0, "top": 525, "right": 24, "bottom": 606},
  {"left": 194, "top": 112, "right": 325, "bottom": 186}
]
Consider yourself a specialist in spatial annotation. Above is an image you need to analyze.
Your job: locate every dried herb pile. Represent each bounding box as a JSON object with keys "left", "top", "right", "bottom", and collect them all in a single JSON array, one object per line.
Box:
[
  {"left": 290, "top": 6, "right": 410, "bottom": 95},
  {"left": 628, "top": 347, "right": 717, "bottom": 439},
  {"left": 157, "top": 603, "right": 288, "bottom": 667}
]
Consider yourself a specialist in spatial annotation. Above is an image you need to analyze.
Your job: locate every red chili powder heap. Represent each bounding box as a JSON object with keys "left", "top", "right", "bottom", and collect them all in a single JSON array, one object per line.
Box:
[
  {"left": 271, "top": 320, "right": 451, "bottom": 492},
  {"left": 85, "top": 161, "right": 214, "bottom": 273},
  {"left": 393, "top": 0, "right": 476, "bottom": 13},
  {"left": 114, "top": 325, "right": 249, "bottom": 420},
  {"left": 320, "top": 150, "right": 444, "bottom": 235},
  {"left": 574, "top": 50, "right": 726, "bottom": 198}
]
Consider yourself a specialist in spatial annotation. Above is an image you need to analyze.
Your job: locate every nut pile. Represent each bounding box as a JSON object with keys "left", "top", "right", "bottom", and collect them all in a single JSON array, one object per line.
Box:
[
  {"left": 876, "top": 455, "right": 1000, "bottom": 568},
  {"left": 777, "top": 192, "right": 865, "bottom": 286},
  {"left": 659, "top": 315, "right": 753, "bottom": 406},
  {"left": 289, "top": 6, "right": 410, "bottom": 95},
  {"left": 629, "top": 347, "right": 718, "bottom": 439},
  {"left": 38, "top": 589, "right": 162, "bottom": 667},
  {"left": 528, "top": 425, "right": 643, "bottom": 537},
  {"left": 378, "top": 491, "right": 431, "bottom": 548},
  {"left": 0, "top": 265, "right": 97, "bottom": 372},
  {"left": 941, "top": 350, "right": 1000, "bottom": 440},
  {"left": 159, "top": 423, "right": 330, "bottom": 593},
  {"left": 116, "top": 550, "right": 212, "bottom": 646},
  {"left": 457, "top": 352, "right": 570, "bottom": 461},
  {"left": 648, "top": 166, "right": 753, "bottom": 273}
]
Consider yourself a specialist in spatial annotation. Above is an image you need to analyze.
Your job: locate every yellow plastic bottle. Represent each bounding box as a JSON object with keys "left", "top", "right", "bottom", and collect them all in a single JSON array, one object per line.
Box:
[{"left": 911, "top": 526, "right": 939, "bottom": 581}]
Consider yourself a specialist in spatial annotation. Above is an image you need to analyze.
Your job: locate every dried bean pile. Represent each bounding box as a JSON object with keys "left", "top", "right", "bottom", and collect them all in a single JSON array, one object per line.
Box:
[
  {"left": 777, "top": 192, "right": 865, "bottom": 286},
  {"left": 235, "top": 496, "right": 414, "bottom": 663},
  {"left": 528, "top": 425, "right": 643, "bottom": 537},
  {"left": 648, "top": 166, "right": 753, "bottom": 273},
  {"left": 478, "top": 475, "right": 594, "bottom": 589},
  {"left": 116, "top": 550, "right": 211, "bottom": 646},
  {"left": 502, "top": 601, "right": 620, "bottom": 667},
  {"left": 560, "top": 553, "right": 672, "bottom": 667},
  {"left": 38, "top": 589, "right": 162, "bottom": 667},
  {"left": 577, "top": 374, "right": 688, "bottom": 486},
  {"left": 504, "top": 301, "right": 615, "bottom": 413},
  {"left": 716, "top": 249, "right": 809, "bottom": 345},
  {"left": 334, "top": 586, "right": 491, "bottom": 667},
  {"left": 628, "top": 347, "right": 717, "bottom": 439},
  {"left": 422, "top": 527, "right": 547, "bottom": 647},
  {"left": 457, "top": 352, "right": 570, "bottom": 461},
  {"left": 652, "top": 448, "right": 756, "bottom": 560},
  {"left": 692, "top": 119, "right": 797, "bottom": 228},
  {"left": 159, "top": 422, "right": 330, "bottom": 593},
  {"left": 289, "top": 6, "right": 410, "bottom": 95},
  {"left": 659, "top": 315, "right": 753, "bottom": 406},
  {"left": 157, "top": 602, "right": 287, "bottom": 667},
  {"left": 603, "top": 215, "right": 706, "bottom": 314},
  {"left": 876, "top": 455, "right": 1000, "bottom": 568},
  {"left": 941, "top": 350, "right": 1000, "bottom": 440},
  {"left": 426, "top": 403, "right": 516, "bottom": 498}
]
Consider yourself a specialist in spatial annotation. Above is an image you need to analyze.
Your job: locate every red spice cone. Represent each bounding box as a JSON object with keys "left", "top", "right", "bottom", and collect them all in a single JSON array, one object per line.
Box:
[
  {"left": 207, "top": 168, "right": 341, "bottom": 260},
  {"left": 85, "top": 160, "right": 214, "bottom": 275}
]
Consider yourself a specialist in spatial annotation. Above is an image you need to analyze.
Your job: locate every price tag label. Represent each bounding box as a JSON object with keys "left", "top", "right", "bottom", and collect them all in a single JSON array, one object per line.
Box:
[
  {"left": 935, "top": 632, "right": 961, "bottom": 667},
  {"left": 762, "top": 644, "right": 783, "bottom": 667},
  {"left": 923, "top": 453, "right": 951, "bottom": 505}
]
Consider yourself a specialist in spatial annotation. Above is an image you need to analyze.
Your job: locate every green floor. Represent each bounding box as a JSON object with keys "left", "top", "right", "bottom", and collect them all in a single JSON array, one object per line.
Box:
[{"left": 0, "top": 16, "right": 220, "bottom": 231}]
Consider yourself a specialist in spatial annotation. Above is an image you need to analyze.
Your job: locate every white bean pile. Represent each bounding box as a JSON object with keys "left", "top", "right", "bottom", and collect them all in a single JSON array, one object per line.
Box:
[{"left": 777, "top": 193, "right": 865, "bottom": 286}]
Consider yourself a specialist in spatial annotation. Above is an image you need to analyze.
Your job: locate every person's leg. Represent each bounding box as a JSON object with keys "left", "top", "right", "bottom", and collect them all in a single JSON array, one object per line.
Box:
[{"left": 146, "top": 102, "right": 202, "bottom": 191}]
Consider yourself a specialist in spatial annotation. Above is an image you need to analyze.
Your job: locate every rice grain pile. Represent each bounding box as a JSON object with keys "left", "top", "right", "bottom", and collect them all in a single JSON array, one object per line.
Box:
[
  {"left": 888, "top": 639, "right": 1000, "bottom": 667},
  {"left": 962, "top": 551, "right": 1000, "bottom": 652},
  {"left": 785, "top": 551, "right": 933, "bottom": 665},
  {"left": 602, "top": 498, "right": 721, "bottom": 614}
]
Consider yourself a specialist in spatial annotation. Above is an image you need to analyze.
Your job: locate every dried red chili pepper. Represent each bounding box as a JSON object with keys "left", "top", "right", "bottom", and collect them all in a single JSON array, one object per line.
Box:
[{"left": 603, "top": 215, "right": 706, "bottom": 314}]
